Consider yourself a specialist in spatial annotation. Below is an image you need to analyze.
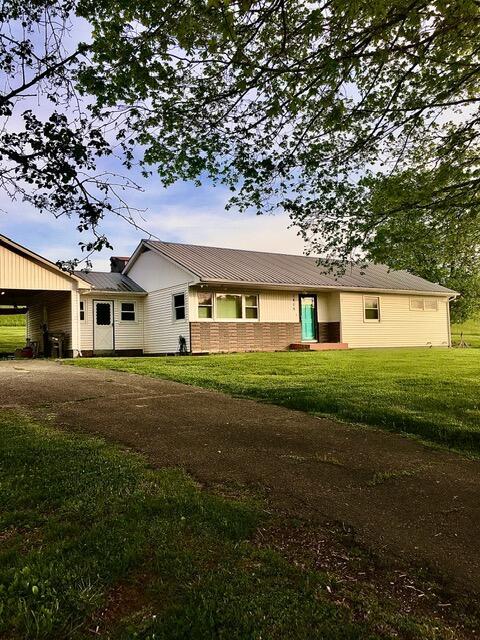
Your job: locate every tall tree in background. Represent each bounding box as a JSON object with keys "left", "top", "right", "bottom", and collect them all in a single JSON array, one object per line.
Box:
[
  {"left": 77, "top": 0, "right": 480, "bottom": 320},
  {"left": 1, "top": 1, "right": 479, "bottom": 318}
]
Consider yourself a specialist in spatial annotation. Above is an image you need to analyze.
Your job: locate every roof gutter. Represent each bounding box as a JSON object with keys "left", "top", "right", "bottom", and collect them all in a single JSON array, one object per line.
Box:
[
  {"left": 196, "top": 279, "right": 457, "bottom": 297},
  {"left": 79, "top": 289, "right": 147, "bottom": 296}
]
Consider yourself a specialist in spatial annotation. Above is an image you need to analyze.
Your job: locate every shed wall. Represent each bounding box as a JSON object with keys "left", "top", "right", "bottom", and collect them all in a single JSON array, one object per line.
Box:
[{"left": 26, "top": 292, "right": 73, "bottom": 352}]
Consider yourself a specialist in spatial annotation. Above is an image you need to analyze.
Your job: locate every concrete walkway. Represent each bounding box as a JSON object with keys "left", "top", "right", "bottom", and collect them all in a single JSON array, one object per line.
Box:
[{"left": 1, "top": 360, "right": 479, "bottom": 595}]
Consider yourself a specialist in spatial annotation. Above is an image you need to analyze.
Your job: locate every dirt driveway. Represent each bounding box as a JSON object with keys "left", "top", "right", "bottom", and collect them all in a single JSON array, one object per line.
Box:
[{"left": 1, "top": 359, "right": 479, "bottom": 596}]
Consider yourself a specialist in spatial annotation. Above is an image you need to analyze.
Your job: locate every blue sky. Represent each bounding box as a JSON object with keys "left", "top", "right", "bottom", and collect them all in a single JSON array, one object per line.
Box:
[
  {"left": 0, "top": 173, "right": 306, "bottom": 271},
  {"left": 0, "top": 15, "right": 307, "bottom": 271}
]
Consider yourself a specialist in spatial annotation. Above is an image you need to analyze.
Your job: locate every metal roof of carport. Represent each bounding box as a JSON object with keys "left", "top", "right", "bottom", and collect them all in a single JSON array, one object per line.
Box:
[{"left": 140, "top": 240, "right": 457, "bottom": 296}]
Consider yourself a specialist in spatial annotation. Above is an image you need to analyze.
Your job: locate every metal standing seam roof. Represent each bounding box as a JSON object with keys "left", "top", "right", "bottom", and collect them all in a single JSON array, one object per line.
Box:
[
  {"left": 74, "top": 271, "right": 145, "bottom": 293},
  {"left": 144, "top": 240, "right": 456, "bottom": 295}
]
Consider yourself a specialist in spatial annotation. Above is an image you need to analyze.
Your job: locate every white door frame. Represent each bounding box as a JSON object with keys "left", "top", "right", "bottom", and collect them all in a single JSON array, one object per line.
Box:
[{"left": 93, "top": 300, "right": 115, "bottom": 353}]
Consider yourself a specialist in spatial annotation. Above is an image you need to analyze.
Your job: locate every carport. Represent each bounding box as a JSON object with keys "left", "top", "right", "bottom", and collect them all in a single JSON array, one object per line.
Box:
[{"left": 0, "top": 234, "right": 89, "bottom": 356}]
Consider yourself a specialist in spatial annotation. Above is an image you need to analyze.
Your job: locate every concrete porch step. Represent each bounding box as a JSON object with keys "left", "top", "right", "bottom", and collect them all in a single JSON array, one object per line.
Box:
[{"left": 289, "top": 342, "right": 349, "bottom": 351}]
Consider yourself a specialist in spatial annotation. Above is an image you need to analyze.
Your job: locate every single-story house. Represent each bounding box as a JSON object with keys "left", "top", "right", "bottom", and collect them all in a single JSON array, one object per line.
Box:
[{"left": 0, "top": 233, "right": 457, "bottom": 356}]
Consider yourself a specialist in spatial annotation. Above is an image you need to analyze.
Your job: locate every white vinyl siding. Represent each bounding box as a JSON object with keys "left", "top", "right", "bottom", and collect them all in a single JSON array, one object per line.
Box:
[
  {"left": 316, "top": 292, "right": 341, "bottom": 323},
  {"left": 340, "top": 292, "right": 450, "bottom": 348},
  {"left": 79, "top": 294, "right": 144, "bottom": 352},
  {"left": 26, "top": 302, "right": 42, "bottom": 348},
  {"left": 257, "top": 291, "right": 298, "bottom": 322},
  {"left": 143, "top": 284, "right": 190, "bottom": 354},
  {"left": 126, "top": 248, "right": 194, "bottom": 291}
]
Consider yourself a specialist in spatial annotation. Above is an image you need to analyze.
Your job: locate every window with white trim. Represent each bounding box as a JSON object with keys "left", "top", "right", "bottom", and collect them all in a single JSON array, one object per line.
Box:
[
  {"left": 216, "top": 293, "right": 242, "bottom": 319},
  {"left": 410, "top": 297, "right": 438, "bottom": 312},
  {"left": 120, "top": 301, "right": 136, "bottom": 321},
  {"left": 198, "top": 292, "right": 213, "bottom": 318},
  {"left": 79, "top": 300, "right": 85, "bottom": 322},
  {"left": 173, "top": 293, "right": 186, "bottom": 321},
  {"left": 364, "top": 296, "right": 380, "bottom": 322},
  {"left": 244, "top": 294, "right": 259, "bottom": 319}
]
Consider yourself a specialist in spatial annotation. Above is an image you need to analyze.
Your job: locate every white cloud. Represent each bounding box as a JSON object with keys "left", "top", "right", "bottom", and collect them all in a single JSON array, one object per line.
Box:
[{"left": 0, "top": 178, "right": 308, "bottom": 271}]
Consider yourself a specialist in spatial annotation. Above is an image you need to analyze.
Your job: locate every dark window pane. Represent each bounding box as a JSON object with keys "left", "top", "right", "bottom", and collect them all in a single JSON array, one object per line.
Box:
[
  {"left": 96, "top": 303, "right": 111, "bottom": 325},
  {"left": 121, "top": 302, "right": 135, "bottom": 321},
  {"left": 174, "top": 293, "right": 185, "bottom": 321},
  {"left": 365, "top": 308, "right": 379, "bottom": 320},
  {"left": 245, "top": 307, "right": 258, "bottom": 319}
]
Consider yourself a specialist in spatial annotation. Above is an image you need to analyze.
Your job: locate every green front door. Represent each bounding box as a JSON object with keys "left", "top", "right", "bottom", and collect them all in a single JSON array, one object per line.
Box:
[{"left": 300, "top": 295, "right": 316, "bottom": 341}]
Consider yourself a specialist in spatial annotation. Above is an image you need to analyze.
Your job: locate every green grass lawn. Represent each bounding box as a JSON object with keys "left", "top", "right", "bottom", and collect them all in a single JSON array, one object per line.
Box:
[
  {"left": 70, "top": 348, "right": 480, "bottom": 456},
  {"left": 0, "top": 325, "right": 25, "bottom": 352},
  {"left": 0, "top": 314, "right": 26, "bottom": 352},
  {"left": 451, "top": 316, "right": 480, "bottom": 348},
  {"left": 0, "top": 410, "right": 474, "bottom": 639}
]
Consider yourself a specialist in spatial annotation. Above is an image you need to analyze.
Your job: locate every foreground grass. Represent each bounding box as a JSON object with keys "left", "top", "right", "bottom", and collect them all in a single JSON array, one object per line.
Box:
[
  {"left": 0, "top": 411, "right": 474, "bottom": 639},
  {"left": 451, "top": 317, "right": 480, "bottom": 348},
  {"left": 71, "top": 349, "right": 480, "bottom": 455}
]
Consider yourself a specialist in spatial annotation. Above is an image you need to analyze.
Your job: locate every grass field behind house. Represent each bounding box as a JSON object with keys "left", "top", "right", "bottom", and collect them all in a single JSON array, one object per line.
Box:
[
  {"left": 451, "top": 316, "right": 480, "bottom": 348},
  {"left": 71, "top": 348, "right": 480, "bottom": 456},
  {"left": 0, "top": 410, "right": 474, "bottom": 639},
  {"left": 0, "top": 314, "right": 25, "bottom": 352}
]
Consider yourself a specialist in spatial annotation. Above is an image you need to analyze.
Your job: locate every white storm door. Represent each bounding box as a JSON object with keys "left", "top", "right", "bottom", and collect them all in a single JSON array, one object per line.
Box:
[{"left": 93, "top": 301, "right": 114, "bottom": 351}]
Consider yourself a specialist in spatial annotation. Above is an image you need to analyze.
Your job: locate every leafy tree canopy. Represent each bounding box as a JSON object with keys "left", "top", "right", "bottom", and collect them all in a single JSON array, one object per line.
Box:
[
  {"left": 0, "top": 0, "right": 140, "bottom": 258},
  {"left": 2, "top": 1, "right": 480, "bottom": 313}
]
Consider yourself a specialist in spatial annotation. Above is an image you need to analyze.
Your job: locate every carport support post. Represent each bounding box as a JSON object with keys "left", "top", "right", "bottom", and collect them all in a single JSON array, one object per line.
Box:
[{"left": 70, "top": 290, "right": 81, "bottom": 358}]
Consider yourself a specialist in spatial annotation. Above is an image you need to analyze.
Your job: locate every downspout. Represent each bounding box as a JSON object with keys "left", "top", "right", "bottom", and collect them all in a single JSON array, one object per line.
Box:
[
  {"left": 77, "top": 293, "right": 83, "bottom": 357},
  {"left": 446, "top": 295, "right": 456, "bottom": 348}
]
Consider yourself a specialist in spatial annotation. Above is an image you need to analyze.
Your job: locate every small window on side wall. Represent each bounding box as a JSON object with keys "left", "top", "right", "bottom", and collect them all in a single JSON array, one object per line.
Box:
[
  {"left": 410, "top": 297, "right": 438, "bottom": 312},
  {"left": 364, "top": 296, "right": 380, "bottom": 322},
  {"left": 79, "top": 300, "right": 85, "bottom": 322},
  {"left": 173, "top": 293, "right": 186, "bottom": 321},
  {"left": 410, "top": 298, "right": 424, "bottom": 311},
  {"left": 245, "top": 294, "right": 258, "bottom": 319},
  {"left": 198, "top": 292, "right": 213, "bottom": 318},
  {"left": 121, "top": 301, "right": 136, "bottom": 321}
]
